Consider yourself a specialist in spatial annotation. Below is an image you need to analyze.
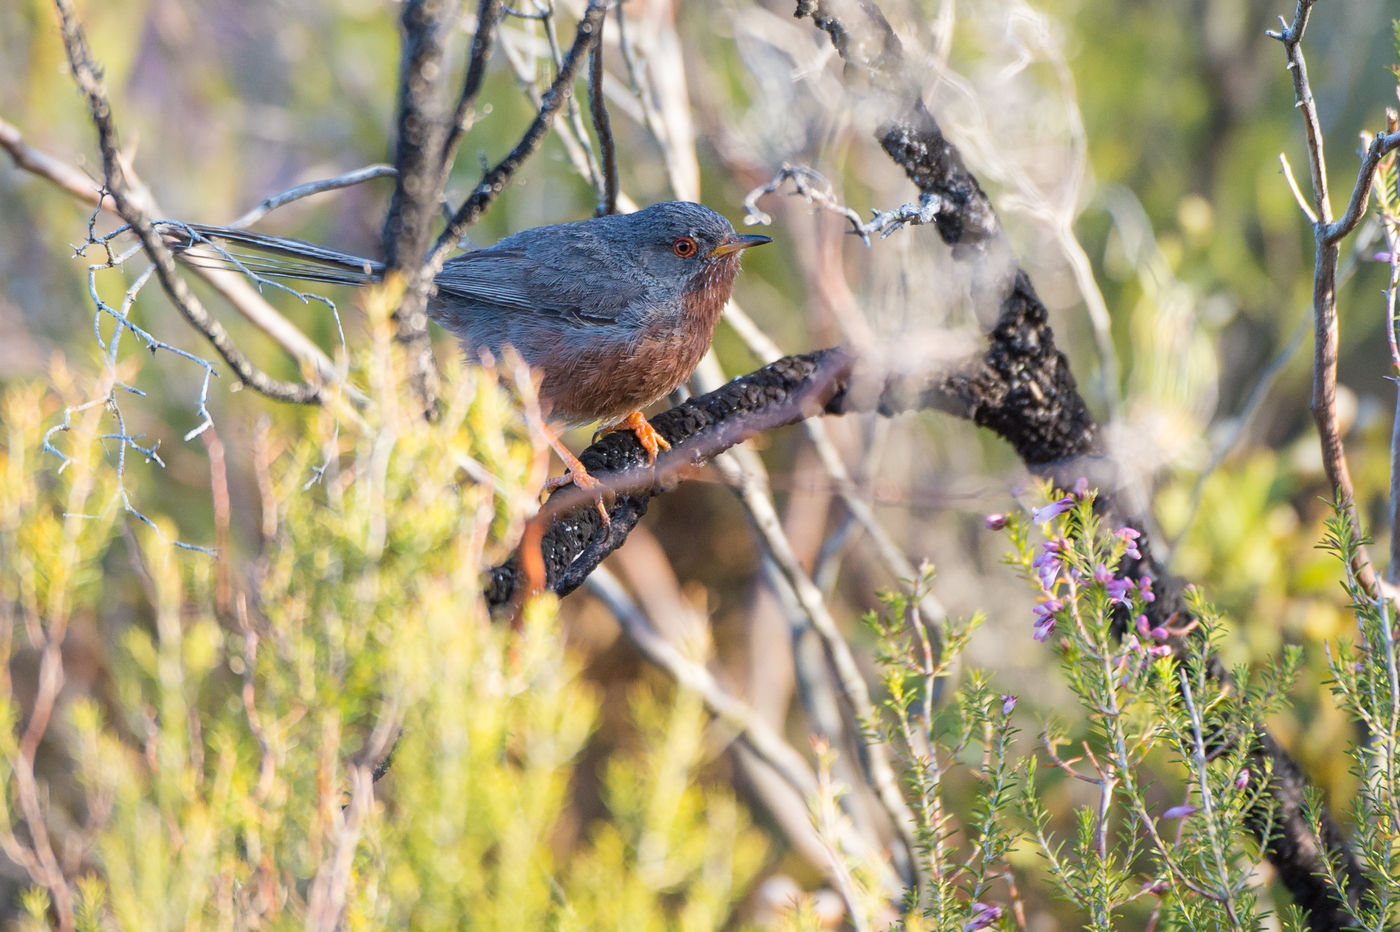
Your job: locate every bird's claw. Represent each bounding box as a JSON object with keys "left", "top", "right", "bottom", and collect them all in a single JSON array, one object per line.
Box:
[
  {"left": 544, "top": 464, "right": 611, "bottom": 530},
  {"left": 600, "top": 410, "right": 671, "bottom": 465}
]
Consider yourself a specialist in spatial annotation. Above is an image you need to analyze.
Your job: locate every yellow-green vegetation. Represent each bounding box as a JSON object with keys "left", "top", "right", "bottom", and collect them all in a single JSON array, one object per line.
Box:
[{"left": 0, "top": 294, "right": 765, "bottom": 930}]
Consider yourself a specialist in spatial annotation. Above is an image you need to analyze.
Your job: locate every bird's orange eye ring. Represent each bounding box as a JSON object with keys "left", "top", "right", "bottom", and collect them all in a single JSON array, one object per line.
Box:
[{"left": 672, "top": 236, "right": 699, "bottom": 258}]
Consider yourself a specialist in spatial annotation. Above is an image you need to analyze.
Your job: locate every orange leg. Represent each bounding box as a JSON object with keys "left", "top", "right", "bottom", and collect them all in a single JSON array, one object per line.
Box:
[
  {"left": 598, "top": 410, "right": 671, "bottom": 465},
  {"left": 540, "top": 427, "right": 610, "bottom": 527}
]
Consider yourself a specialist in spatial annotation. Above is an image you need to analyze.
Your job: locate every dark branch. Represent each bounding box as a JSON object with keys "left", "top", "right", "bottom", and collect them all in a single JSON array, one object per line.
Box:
[
  {"left": 487, "top": 349, "right": 857, "bottom": 606},
  {"left": 797, "top": 0, "right": 1370, "bottom": 926},
  {"left": 439, "top": 0, "right": 506, "bottom": 181},
  {"left": 383, "top": 0, "right": 460, "bottom": 413},
  {"left": 384, "top": 0, "right": 457, "bottom": 274},
  {"left": 428, "top": 0, "right": 608, "bottom": 271},
  {"left": 55, "top": 0, "right": 324, "bottom": 406},
  {"left": 587, "top": 15, "right": 618, "bottom": 216}
]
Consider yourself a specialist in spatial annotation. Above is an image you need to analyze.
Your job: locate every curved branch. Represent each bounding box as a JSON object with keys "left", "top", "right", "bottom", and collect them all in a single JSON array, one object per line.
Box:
[
  {"left": 428, "top": 0, "right": 608, "bottom": 271},
  {"left": 55, "top": 0, "right": 324, "bottom": 406}
]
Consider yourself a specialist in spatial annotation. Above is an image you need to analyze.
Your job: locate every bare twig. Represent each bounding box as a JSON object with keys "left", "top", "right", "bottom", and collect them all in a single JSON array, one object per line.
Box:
[
  {"left": 428, "top": 0, "right": 607, "bottom": 272},
  {"left": 1, "top": 122, "right": 361, "bottom": 397},
  {"left": 383, "top": 0, "right": 461, "bottom": 411},
  {"left": 54, "top": 0, "right": 325, "bottom": 405},
  {"left": 1279, "top": 152, "right": 1318, "bottom": 224},
  {"left": 1379, "top": 116, "right": 1400, "bottom": 584},
  {"left": 439, "top": 0, "right": 506, "bottom": 182},
  {"left": 1268, "top": 1, "right": 1400, "bottom": 603},
  {"left": 587, "top": 17, "right": 619, "bottom": 216},
  {"left": 1325, "top": 129, "right": 1400, "bottom": 245},
  {"left": 228, "top": 164, "right": 398, "bottom": 229},
  {"left": 742, "top": 162, "right": 945, "bottom": 246},
  {"left": 0, "top": 114, "right": 112, "bottom": 210}
]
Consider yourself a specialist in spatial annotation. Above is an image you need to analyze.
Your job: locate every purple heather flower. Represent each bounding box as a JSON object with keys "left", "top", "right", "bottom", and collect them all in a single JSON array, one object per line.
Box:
[
  {"left": 1034, "top": 540, "right": 1066, "bottom": 591},
  {"left": 1116, "top": 527, "right": 1142, "bottom": 560},
  {"left": 1072, "top": 476, "right": 1090, "bottom": 497},
  {"left": 1138, "top": 574, "right": 1155, "bottom": 603},
  {"left": 1162, "top": 804, "right": 1198, "bottom": 820},
  {"left": 1235, "top": 768, "right": 1251, "bottom": 790},
  {"left": 984, "top": 513, "right": 1007, "bottom": 531},
  {"left": 1032, "top": 495, "right": 1075, "bottom": 525},
  {"left": 1149, "top": 644, "right": 1173, "bottom": 658},
  {"left": 964, "top": 903, "right": 1003, "bottom": 931},
  {"left": 1136, "top": 614, "right": 1151, "bottom": 637},
  {"left": 1033, "top": 616, "right": 1057, "bottom": 641},
  {"left": 1001, "top": 694, "right": 1017, "bottom": 715},
  {"left": 1095, "top": 564, "right": 1133, "bottom": 605},
  {"left": 1376, "top": 251, "right": 1395, "bottom": 263}
]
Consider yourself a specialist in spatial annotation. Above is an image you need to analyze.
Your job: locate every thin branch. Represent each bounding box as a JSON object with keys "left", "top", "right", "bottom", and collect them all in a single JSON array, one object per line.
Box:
[
  {"left": 228, "top": 164, "right": 397, "bottom": 229},
  {"left": 0, "top": 114, "right": 111, "bottom": 210},
  {"left": 383, "top": 0, "right": 462, "bottom": 412},
  {"left": 1, "top": 122, "right": 362, "bottom": 398},
  {"left": 428, "top": 0, "right": 608, "bottom": 271},
  {"left": 438, "top": 0, "right": 506, "bottom": 182},
  {"left": 525, "top": 1, "right": 605, "bottom": 201},
  {"left": 1266, "top": 0, "right": 1330, "bottom": 222},
  {"left": 54, "top": 0, "right": 324, "bottom": 405},
  {"left": 1269, "top": 0, "right": 1383, "bottom": 602},
  {"left": 1325, "top": 129, "right": 1400, "bottom": 245},
  {"left": 1380, "top": 128, "right": 1400, "bottom": 583},
  {"left": 587, "top": 16, "right": 618, "bottom": 216},
  {"left": 1279, "top": 152, "right": 1318, "bottom": 224}
]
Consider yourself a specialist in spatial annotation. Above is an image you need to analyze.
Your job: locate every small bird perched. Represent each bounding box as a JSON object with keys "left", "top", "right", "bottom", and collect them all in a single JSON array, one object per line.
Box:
[{"left": 173, "top": 201, "right": 771, "bottom": 504}]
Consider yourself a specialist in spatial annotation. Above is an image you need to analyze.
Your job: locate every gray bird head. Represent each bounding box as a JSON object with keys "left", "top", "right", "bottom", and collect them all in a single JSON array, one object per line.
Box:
[{"left": 609, "top": 201, "right": 772, "bottom": 284}]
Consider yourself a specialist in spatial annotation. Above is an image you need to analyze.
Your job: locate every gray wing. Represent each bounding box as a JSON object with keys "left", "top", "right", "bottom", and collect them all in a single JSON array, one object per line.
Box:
[{"left": 432, "top": 229, "right": 648, "bottom": 326}]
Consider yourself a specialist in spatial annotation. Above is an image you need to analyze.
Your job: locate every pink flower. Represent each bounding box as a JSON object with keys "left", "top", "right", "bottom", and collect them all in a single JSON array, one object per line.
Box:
[
  {"left": 984, "top": 513, "right": 1007, "bottom": 530},
  {"left": 1001, "top": 694, "right": 1017, "bottom": 715},
  {"left": 1162, "top": 804, "right": 1198, "bottom": 820}
]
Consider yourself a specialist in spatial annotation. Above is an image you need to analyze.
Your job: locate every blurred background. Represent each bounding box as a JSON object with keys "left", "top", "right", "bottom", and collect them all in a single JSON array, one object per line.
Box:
[{"left": 2, "top": 0, "right": 1398, "bottom": 925}]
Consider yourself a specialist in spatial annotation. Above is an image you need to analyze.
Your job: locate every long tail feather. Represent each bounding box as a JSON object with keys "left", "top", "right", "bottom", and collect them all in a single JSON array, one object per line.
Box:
[{"left": 162, "top": 222, "right": 385, "bottom": 288}]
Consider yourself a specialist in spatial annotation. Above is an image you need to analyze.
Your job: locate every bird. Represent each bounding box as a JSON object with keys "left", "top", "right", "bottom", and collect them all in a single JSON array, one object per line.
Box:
[{"left": 171, "top": 201, "right": 771, "bottom": 511}]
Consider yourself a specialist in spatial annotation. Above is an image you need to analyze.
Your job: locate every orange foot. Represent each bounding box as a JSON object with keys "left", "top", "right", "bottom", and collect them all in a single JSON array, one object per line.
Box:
[
  {"left": 598, "top": 410, "right": 671, "bottom": 465},
  {"left": 542, "top": 429, "right": 610, "bottom": 528}
]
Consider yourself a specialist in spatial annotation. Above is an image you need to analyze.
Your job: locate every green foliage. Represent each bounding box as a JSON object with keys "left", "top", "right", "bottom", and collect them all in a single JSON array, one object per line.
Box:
[
  {"left": 1009, "top": 491, "right": 1297, "bottom": 929},
  {"left": 0, "top": 295, "right": 764, "bottom": 929},
  {"left": 853, "top": 489, "right": 1311, "bottom": 929},
  {"left": 863, "top": 571, "right": 1019, "bottom": 930},
  {"left": 1316, "top": 511, "right": 1400, "bottom": 926}
]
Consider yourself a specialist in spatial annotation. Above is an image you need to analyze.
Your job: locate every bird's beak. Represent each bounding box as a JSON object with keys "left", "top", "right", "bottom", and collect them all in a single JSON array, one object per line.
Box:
[{"left": 706, "top": 232, "right": 773, "bottom": 258}]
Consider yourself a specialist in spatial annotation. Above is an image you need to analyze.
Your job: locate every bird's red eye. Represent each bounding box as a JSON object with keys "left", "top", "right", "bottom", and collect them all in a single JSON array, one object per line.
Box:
[{"left": 672, "top": 236, "right": 699, "bottom": 258}]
